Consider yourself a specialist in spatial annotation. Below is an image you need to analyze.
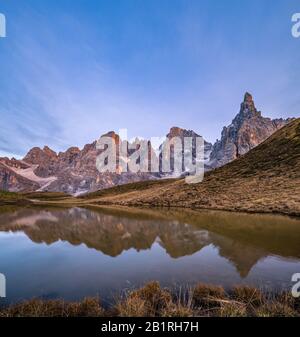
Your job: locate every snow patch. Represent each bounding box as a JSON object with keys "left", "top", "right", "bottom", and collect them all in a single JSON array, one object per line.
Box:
[{"left": 1, "top": 162, "right": 57, "bottom": 190}]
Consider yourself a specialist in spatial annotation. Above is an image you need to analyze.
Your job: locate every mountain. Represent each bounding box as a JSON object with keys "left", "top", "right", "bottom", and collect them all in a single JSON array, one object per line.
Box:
[
  {"left": 166, "top": 127, "right": 212, "bottom": 167},
  {"left": 89, "top": 118, "right": 300, "bottom": 216},
  {"left": 209, "top": 92, "right": 293, "bottom": 168},
  {"left": 160, "top": 127, "right": 212, "bottom": 175},
  {"left": 0, "top": 127, "right": 210, "bottom": 195},
  {"left": 0, "top": 134, "right": 157, "bottom": 195},
  {"left": 0, "top": 93, "right": 294, "bottom": 195}
]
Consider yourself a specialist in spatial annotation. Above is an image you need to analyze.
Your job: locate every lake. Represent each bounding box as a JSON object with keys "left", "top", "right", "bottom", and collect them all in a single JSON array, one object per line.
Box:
[{"left": 0, "top": 206, "right": 300, "bottom": 305}]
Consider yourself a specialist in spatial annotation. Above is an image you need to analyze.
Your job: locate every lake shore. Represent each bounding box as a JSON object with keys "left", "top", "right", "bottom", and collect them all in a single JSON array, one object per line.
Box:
[
  {"left": 0, "top": 282, "right": 299, "bottom": 317},
  {"left": 2, "top": 188, "right": 296, "bottom": 218}
]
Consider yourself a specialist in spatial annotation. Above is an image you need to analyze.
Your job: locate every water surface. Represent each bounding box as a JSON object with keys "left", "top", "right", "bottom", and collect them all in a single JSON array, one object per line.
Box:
[{"left": 0, "top": 206, "right": 300, "bottom": 304}]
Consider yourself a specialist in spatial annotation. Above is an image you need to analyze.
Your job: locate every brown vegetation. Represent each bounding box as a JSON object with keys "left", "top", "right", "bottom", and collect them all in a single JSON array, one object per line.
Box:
[{"left": 1, "top": 282, "right": 299, "bottom": 317}]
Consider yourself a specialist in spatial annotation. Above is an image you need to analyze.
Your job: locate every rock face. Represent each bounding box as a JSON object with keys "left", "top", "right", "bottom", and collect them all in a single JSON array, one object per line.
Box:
[
  {"left": 0, "top": 126, "right": 212, "bottom": 194},
  {"left": 23, "top": 146, "right": 59, "bottom": 177},
  {"left": 0, "top": 159, "right": 40, "bottom": 192},
  {"left": 160, "top": 127, "right": 212, "bottom": 175},
  {"left": 209, "top": 93, "right": 292, "bottom": 168},
  {"left": 166, "top": 127, "right": 212, "bottom": 165}
]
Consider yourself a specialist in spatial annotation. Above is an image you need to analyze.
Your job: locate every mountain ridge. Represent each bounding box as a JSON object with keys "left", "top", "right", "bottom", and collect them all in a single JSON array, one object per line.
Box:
[
  {"left": 0, "top": 93, "right": 294, "bottom": 195},
  {"left": 85, "top": 118, "right": 300, "bottom": 216}
]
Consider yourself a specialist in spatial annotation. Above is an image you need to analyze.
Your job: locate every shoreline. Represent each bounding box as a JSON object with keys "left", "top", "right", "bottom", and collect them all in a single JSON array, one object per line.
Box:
[
  {"left": 28, "top": 198, "right": 300, "bottom": 219},
  {"left": 1, "top": 197, "right": 299, "bottom": 219}
]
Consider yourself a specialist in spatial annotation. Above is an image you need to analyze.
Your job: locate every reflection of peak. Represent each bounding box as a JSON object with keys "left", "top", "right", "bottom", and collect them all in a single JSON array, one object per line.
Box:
[
  {"left": 0, "top": 208, "right": 211, "bottom": 258},
  {"left": 158, "top": 228, "right": 211, "bottom": 258},
  {"left": 211, "top": 233, "right": 266, "bottom": 278}
]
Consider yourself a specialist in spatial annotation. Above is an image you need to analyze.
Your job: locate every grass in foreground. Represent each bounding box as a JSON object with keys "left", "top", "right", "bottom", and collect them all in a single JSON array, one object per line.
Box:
[{"left": 1, "top": 282, "right": 299, "bottom": 317}]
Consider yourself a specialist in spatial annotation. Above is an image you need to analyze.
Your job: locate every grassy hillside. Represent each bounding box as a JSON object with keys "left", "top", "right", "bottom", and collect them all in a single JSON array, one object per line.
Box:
[
  {"left": 80, "top": 179, "right": 175, "bottom": 199},
  {"left": 84, "top": 118, "right": 300, "bottom": 216}
]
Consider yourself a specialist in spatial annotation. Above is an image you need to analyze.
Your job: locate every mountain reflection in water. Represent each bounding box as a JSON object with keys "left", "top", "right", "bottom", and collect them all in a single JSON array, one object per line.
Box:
[{"left": 0, "top": 206, "right": 300, "bottom": 303}]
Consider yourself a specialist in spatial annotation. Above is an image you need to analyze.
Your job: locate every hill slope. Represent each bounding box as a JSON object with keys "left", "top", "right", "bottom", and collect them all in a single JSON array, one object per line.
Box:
[{"left": 86, "top": 118, "right": 300, "bottom": 216}]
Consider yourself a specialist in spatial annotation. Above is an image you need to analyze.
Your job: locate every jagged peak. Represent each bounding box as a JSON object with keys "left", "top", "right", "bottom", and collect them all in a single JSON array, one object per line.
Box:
[
  {"left": 23, "top": 145, "right": 57, "bottom": 164},
  {"left": 232, "top": 92, "right": 261, "bottom": 125},
  {"left": 43, "top": 146, "right": 57, "bottom": 157},
  {"left": 101, "top": 131, "right": 120, "bottom": 143},
  {"left": 169, "top": 126, "right": 184, "bottom": 133},
  {"left": 167, "top": 126, "right": 200, "bottom": 138},
  {"left": 66, "top": 146, "right": 80, "bottom": 153},
  {"left": 244, "top": 92, "right": 253, "bottom": 103},
  {"left": 58, "top": 147, "right": 80, "bottom": 157},
  {"left": 23, "top": 146, "right": 42, "bottom": 160},
  {"left": 241, "top": 91, "right": 256, "bottom": 110}
]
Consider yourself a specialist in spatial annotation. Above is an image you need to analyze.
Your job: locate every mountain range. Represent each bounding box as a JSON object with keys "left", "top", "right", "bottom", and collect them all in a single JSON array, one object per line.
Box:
[
  {"left": 92, "top": 118, "right": 299, "bottom": 216},
  {"left": 0, "top": 93, "right": 293, "bottom": 195}
]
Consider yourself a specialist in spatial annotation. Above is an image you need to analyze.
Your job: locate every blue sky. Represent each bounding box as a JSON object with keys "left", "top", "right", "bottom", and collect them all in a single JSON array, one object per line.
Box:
[{"left": 0, "top": 0, "right": 299, "bottom": 158}]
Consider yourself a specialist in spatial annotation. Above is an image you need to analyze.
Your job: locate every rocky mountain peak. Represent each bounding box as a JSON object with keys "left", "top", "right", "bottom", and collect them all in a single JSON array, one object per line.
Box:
[
  {"left": 244, "top": 92, "right": 254, "bottom": 104},
  {"left": 23, "top": 147, "right": 55, "bottom": 165},
  {"left": 161, "top": 127, "right": 212, "bottom": 175},
  {"left": 233, "top": 92, "right": 261, "bottom": 127},
  {"left": 65, "top": 146, "right": 80, "bottom": 154},
  {"left": 58, "top": 147, "right": 80, "bottom": 164},
  {"left": 102, "top": 131, "right": 120, "bottom": 144},
  {"left": 24, "top": 146, "right": 57, "bottom": 161},
  {"left": 168, "top": 127, "right": 184, "bottom": 138},
  {"left": 209, "top": 93, "right": 291, "bottom": 168},
  {"left": 43, "top": 146, "right": 57, "bottom": 158},
  {"left": 167, "top": 127, "right": 200, "bottom": 139}
]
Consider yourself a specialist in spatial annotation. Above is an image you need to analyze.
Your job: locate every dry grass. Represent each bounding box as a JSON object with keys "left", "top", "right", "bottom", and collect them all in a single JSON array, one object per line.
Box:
[
  {"left": 0, "top": 297, "right": 103, "bottom": 317},
  {"left": 116, "top": 282, "right": 172, "bottom": 317},
  {"left": 1, "top": 282, "right": 299, "bottom": 317},
  {"left": 255, "top": 303, "right": 297, "bottom": 317},
  {"left": 231, "top": 286, "right": 264, "bottom": 307},
  {"left": 115, "top": 296, "right": 148, "bottom": 317},
  {"left": 192, "top": 283, "right": 226, "bottom": 309},
  {"left": 218, "top": 301, "right": 247, "bottom": 317}
]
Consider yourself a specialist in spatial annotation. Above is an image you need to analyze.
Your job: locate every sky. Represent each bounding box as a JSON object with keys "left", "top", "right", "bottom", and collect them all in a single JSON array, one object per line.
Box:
[{"left": 0, "top": 0, "right": 299, "bottom": 158}]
